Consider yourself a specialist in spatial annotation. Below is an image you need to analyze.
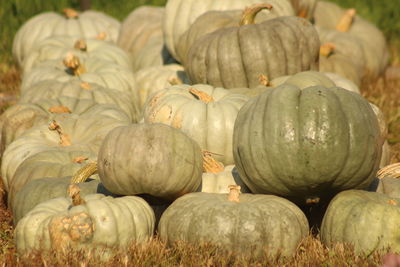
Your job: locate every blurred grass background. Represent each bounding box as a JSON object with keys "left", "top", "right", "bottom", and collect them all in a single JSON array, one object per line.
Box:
[{"left": 0, "top": 0, "right": 399, "bottom": 64}]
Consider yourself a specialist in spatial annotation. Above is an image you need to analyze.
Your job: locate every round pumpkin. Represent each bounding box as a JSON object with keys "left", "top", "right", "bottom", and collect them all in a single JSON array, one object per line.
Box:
[
  {"left": 22, "top": 36, "right": 132, "bottom": 74},
  {"left": 321, "top": 190, "right": 400, "bottom": 255},
  {"left": 13, "top": 8, "right": 120, "bottom": 66},
  {"left": 15, "top": 185, "right": 155, "bottom": 254},
  {"left": 185, "top": 14, "right": 320, "bottom": 88},
  {"left": 98, "top": 123, "right": 203, "bottom": 200},
  {"left": 158, "top": 186, "right": 309, "bottom": 257},
  {"left": 18, "top": 80, "right": 138, "bottom": 121},
  {"left": 143, "top": 84, "right": 250, "bottom": 165},
  {"left": 164, "top": 0, "right": 295, "bottom": 60},
  {"left": 233, "top": 84, "right": 382, "bottom": 204},
  {"left": 1, "top": 114, "right": 129, "bottom": 190}
]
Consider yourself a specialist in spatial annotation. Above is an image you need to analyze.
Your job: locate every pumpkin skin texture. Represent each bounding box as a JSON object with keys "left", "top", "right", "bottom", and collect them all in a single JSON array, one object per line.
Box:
[
  {"left": 163, "top": 0, "right": 295, "bottom": 60},
  {"left": 198, "top": 165, "right": 251, "bottom": 194},
  {"left": 143, "top": 84, "right": 250, "bottom": 165},
  {"left": 185, "top": 16, "right": 320, "bottom": 89},
  {"left": 321, "top": 190, "right": 400, "bottom": 255},
  {"left": 98, "top": 123, "right": 203, "bottom": 200},
  {"left": 13, "top": 9, "right": 120, "bottom": 66},
  {"left": 1, "top": 114, "right": 129, "bottom": 190},
  {"left": 7, "top": 150, "right": 98, "bottom": 210},
  {"left": 22, "top": 36, "right": 132, "bottom": 74},
  {"left": 134, "top": 64, "right": 190, "bottom": 112},
  {"left": 19, "top": 80, "right": 138, "bottom": 121},
  {"left": 12, "top": 176, "right": 115, "bottom": 225},
  {"left": 319, "top": 53, "right": 362, "bottom": 87},
  {"left": 158, "top": 191, "right": 309, "bottom": 257},
  {"left": 233, "top": 84, "right": 382, "bottom": 204},
  {"left": 15, "top": 193, "right": 155, "bottom": 254}
]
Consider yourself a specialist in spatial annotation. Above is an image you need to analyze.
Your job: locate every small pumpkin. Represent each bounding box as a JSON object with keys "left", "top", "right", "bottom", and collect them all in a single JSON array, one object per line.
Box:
[
  {"left": 321, "top": 190, "right": 400, "bottom": 255},
  {"left": 233, "top": 83, "right": 382, "bottom": 204},
  {"left": 13, "top": 8, "right": 120, "bottom": 65},
  {"left": 15, "top": 184, "right": 155, "bottom": 254},
  {"left": 143, "top": 84, "right": 250, "bottom": 165},
  {"left": 158, "top": 185, "right": 309, "bottom": 257},
  {"left": 22, "top": 36, "right": 132, "bottom": 73},
  {"left": 98, "top": 123, "right": 203, "bottom": 200},
  {"left": 185, "top": 10, "right": 320, "bottom": 88}
]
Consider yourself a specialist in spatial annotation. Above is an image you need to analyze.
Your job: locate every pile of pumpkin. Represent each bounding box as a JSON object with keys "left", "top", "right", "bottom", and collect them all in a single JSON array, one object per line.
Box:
[{"left": 2, "top": 0, "right": 399, "bottom": 259}]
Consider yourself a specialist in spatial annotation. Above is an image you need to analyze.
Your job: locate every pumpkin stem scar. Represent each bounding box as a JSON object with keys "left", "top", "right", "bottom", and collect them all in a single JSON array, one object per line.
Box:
[
  {"left": 336, "top": 8, "right": 356, "bottom": 32},
  {"left": 63, "top": 53, "right": 86, "bottom": 76},
  {"left": 259, "top": 74, "right": 270, "bottom": 86},
  {"left": 297, "top": 8, "right": 308, "bottom": 18},
  {"left": 96, "top": 32, "right": 107, "bottom": 40},
  {"left": 228, "top": 185, "right": 241, "bottom": 203},
  {"left": 48, "top": 105, "right": 72, "bottom": 114},
  {"left": 70, "top": 161, "right": 98, "bottom": 184},
  {"left": 388, "top": 199, "right": 398, "bottom": 205},
  {"left": 74, "top": 40, "right": 87, "bottom": 52},
  {"left": 68, "top": 184, "right": 87, "bottom": 206},
  {"left": 168, "top": 77, "right": 183, "bottom": 86},
  {"left": 80, "top": 81, "right": 92, "bottom": 90},
  {"left": 377, "top": 163, "right": 400, "bottom": 179},
  {"left": 189, "top": 88, "right": 214, "bottom": 103},
  {"left": 320, "top": 43, "right": 336, "bottom": 57},
  {"left": 202, "top": 150, "right": 224, "bottom": 173},
  {"left": 48, "top": 120, "right": 72, "bottom": 146},
  {"left": 63, "top": 8, "right": 79, "bottom": 19},
  {"left": 239, "top": 3, "right": 273, "bottom": 26},
  {"left": 305, "top": 197, "right": 320, "bottom": 205}
]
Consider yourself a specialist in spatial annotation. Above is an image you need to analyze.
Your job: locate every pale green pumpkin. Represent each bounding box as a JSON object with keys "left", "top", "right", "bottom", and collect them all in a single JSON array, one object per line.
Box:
[
  {"left": 233, "top": 84, "right": 382, "bottom": 204},
  {"left": 159, "top": 186, "right": 309, "bottom": 257},
  {"left": 15, "top": 186, "right": 154, "bottom": 254},
  {"left": 98, "top": 123, "right": 203, "bottom": 200},
  {"left": 143, "top": 84, "right": 250, "bottom": 165}
]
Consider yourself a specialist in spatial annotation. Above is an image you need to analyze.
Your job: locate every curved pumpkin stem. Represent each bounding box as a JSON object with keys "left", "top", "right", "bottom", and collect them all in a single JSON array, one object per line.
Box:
[
  {"left": 377, "top": 163, "right": 400, "bottom": 179},
  {"left": 239, "top": 3, "right": 273, "bottom": 26},
  {"left": 48, "top": 105, "right": 72, "bottom": 114},
  {"left": 48, "top": 120, "right": 72, "bottom": 146},
  {"left": 68, "top": 184, "right": 86, "bottom": 206},
  {"left": 63, "top": 8, "right": 79, "bottom": 19},
  {"left": 189, "top": 88, "right": 214, "bottom": 103},
  {"left": 74, "top": 40, "right": 87, "bottom": 52},
  {"left": 336, "top": 8, "right": 356, "bottom": 32},
  {"left": 70, "top": 161, "right": 98, "bottom": 184},
  {"left": 63, "top": 53, "right": 86, "bottom": 76},
  {"left": 202, "top": 150, "right": 224, "bottom": 173},
  {"left": 320, "top": 43, "right": 336, "bottom": 57},
  {"left": 228, "top": 185, "right": 241, "bottom": 203}
]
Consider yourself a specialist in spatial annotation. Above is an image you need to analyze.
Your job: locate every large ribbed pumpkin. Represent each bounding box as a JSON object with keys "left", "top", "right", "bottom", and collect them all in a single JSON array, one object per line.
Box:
[
  {"left": 321, "top": 190, "right": 400, "bottom": 255},
  {"left": 164, "top": 0, "right": 295, "bottom": 60},
  {"left": 22, "top": 36, "right": 132, "bottom": 74},
  {"left": 98, "top": 123, "right": 203, "bottom": 200},
  {"left": 158, "top": 186, "right": 309, "bottom": 257},
  {"left": 13, "top": 9, "right": 120, "bottom": 65},
  {"left": 233, "top": 84, "right": 382, "bottom": 204},
  {"left": 143, "top": 84, "right": 249, "bottom": 165},
  {"left": 15, "top": 186, "right": 154, "bottom": 254},
  {"left": 185, "top": 15, "right": 320, "bottom": 88}
]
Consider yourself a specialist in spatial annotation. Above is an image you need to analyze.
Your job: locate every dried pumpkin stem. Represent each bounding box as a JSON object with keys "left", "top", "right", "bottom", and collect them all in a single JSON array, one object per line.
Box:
[
  {"left": 96, "top": 32, "right": 107, "bottom": 40},
  {"left": 74, "top": 40, "right": 87, "bottom": 52},
  {"left": 68, "top": 184, "right": 86, "bottom": 206},
  {"left": 305, "top": 197, "right": 320, "bottom": 205},
  {"left": 297, "top": 8, "right": 308, "bottom": 18},
  {"left": 228, "top": 185, "right": 241, "bottom": 203},
  {"left": 377, "top": 163, "right": 400, "bottom": 179},
  {"left": 189, "top": 88, "right": 214, "bottom": 103},
  {"left": 63, "top": 53, "right": 86, "bottom": 76},
  {"left": 388, "top": 199, "right": 398, "bottom": 206},
  {"left": 320, "top": 43, "right": 336, "bottom": 57},
  {"left": 63, "top": 8, "right": 79, "bottom": 19},
  {"left": 202, "top": 150, "right": 224, "bottom": 173},
  {"left": 70, "top": 161, "right": 98, "bottom": 184},
  {"left": 72, "top": 156, "right": 89, "bottom": 163},
  {"left": 48, "top": 105, "right": 72, "bottom": 114},
  {"left": 259, "top": 74, "right": 270, "bottom": 86},
  {"left": 168, "top": 77, "right": 183, "bottom": 86},
  {"left": 239, "top": 3, "right": 273, "bottom": 26},
  {"left": 48, "top": 120, "right": 72, "bottom": 146},
  {"left": 336, "top": 8, "right": 356, "bottom": 32}
]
